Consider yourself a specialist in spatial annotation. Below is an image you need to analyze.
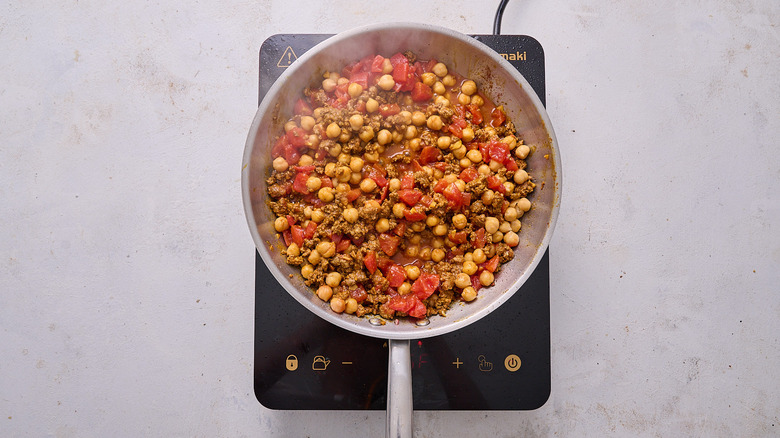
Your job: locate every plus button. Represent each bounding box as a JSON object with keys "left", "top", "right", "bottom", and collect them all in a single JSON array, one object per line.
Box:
[{"left": 452, "top": 357, "right": 463, "bottom": 369}]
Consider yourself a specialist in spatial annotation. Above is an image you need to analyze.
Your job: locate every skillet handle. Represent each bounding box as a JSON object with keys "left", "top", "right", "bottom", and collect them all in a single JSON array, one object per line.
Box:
[{"left": 387, "top": 339, "right": 413, "bottom": 438}]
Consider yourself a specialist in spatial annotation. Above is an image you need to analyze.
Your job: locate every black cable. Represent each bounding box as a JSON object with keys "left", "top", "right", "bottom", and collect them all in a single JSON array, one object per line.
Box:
[{"left": 493, "top": 0, "right": 510, "bottom": 35}]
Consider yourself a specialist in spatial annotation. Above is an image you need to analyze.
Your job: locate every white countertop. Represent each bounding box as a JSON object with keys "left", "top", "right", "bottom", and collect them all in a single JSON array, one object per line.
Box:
[{"left": 2, "top": 1, "right": 778, "bottom": 436}]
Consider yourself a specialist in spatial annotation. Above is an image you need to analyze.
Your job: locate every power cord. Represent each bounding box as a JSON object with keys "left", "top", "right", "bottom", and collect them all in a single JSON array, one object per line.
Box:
[{"left": 493, "top": 0, "right": 510, "bottom": 35}]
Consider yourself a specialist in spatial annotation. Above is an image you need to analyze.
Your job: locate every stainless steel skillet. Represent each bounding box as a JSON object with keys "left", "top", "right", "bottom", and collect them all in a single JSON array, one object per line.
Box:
[{"left": 243, "top": 22, "right": 561, "bottom": 438}]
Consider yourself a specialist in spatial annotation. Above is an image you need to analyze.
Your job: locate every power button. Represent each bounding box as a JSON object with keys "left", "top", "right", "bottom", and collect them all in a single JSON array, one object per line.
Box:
[{"left": 504, "top": 354, "right": 521, "bottom": 372}]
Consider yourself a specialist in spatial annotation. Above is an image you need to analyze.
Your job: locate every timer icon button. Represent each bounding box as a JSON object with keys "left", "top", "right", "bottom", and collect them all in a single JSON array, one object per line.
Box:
[{"left": 504, "top": 354, "right": 521, "bottom": 372}]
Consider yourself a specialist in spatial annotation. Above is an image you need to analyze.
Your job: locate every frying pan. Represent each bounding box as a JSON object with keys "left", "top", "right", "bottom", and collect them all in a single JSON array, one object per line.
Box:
[{"left": 243, "top": 22, "right": 560, "bottom": 437}]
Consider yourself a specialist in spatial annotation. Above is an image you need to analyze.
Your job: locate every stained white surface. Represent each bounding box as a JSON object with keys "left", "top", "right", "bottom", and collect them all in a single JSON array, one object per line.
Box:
[{"left": 1, "top": 1, "right": 778, "bottom": 437}]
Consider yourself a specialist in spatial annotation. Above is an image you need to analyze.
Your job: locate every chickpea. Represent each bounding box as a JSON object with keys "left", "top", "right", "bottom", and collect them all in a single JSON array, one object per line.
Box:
[
  {"left": 405, "top": 125, "right": 418, "bottom": 140},
  {"left": 271, "top": 156, "right": 289, "bottom": 172},
  {"left": 425, "top": 215, "right": 440, "bottom": 228},
  {"left": 455, "top": 179, "right": 466, "bottom": 192},
  {"left": 433, "top": 81, "right": 446, "bottom": 95},
  {"left": 398, "top": 265, "right": 418, "bottom": 281},
  {"left": 388, "top": 178, "right": 401, "bottom": 192},
  {"left": 303, "top": 207, "right": 313, "bottom": 219},
  {"left": 364, "top": 151, "right": 379, "bottom": 163},
  {"left": 300, "top": 115, "right": 315, "bottom": 131},
  {"left": 499, "top": 221, "right": 512, "bottom": 234},
  {"left": 411, "top": 111, "right": 427, "bottom": 126},
  {"left": 330, "top": 297, "right": 346, "bottom": 313},
  {"left": 348, "top": 114, "right": 364, "bottom": 131},
  {"left": 421, "top": 72, "right": 436, "bottom": 86},
  {"left": 301, "top": 264, "right": 315, "bottom": 279},
  {"left": 433, "top": 223, "right": 448, "bottom": 236},
  {"left": 283, "top": 120, "right": 297, "bottom": 133},
  {"left": 375, "top": 218, "right": 391, "bottom": 233},
  {"left": 504, "top": 231, "right": 520, "bottom": 247},
  {"left": 513, "top": 169, "right": 529, "bottom": 184},
  {"left": 317, "top": 285, "right": 333, "bottom": 301},
  {"left": 460, "top": 80, "right": 477, "bottom": 96},
  {"left": 339, "top": 131, "right": 351, "bottom": 144},
  {"left": 328, "top": 142, "right": 342, "bottom": 157},
  {"left": 392, "top": 130, "right": 404, "bottom": 144},
  {"left": 515, "top": 144, "right": 531, "bottom": 159},
  {"left": 410, "top": 222, "right": 425, "bottom": 233},
  {"left": 311, "top": 209, "right": 326, "bottom": 223},
  {"left": 517, "top": 197, "right": 532, "bottom": 212},
  {"left": 322, "top": 78, "right": 337, "bottom": 92},
  {"left": 481, "top": 190, "right": 495, "bottom": 205},
  {"left": 489, "top": 159, "right": 503, "bottom": 172},
  {"left": 492, "top": 231, "right": 504, "bottom": 243},
  {"left": 502, "top": 135, "right": 517, "bottom": 149},
  {"left": 452, "top": 146, "right": 467, "bottom": 159},
  {"left": 478, "top": 164, "right": 491, "bottom": 175},
  {"left": 398, "top": 282, "right": 412, "bottom": 295},
  {"left": 326, "top": 122, "right": 341, "bottom": 139},
  {"left": 307, "top": 250, "right": 321, "bottom": 265},
  {"left": 433, "top": 168, "right": 444, "bottom": 180},
  {"left": 479, "top": 270, "right": 495, "bottom": 287},
  {"left": 377, "top": 129, "right": 392, "bottom": 145},
  {"left": 378, "top": 74, "right": 395, "bottom": 91},
  {"left": 335, "top": 166, "right": 351, "bottom": 183},
  {"left": 431, "top": 248, "right": 446, "bottom": 262},
  {"left": 504, "top": 207, "right": 519, "bottom": 222},
  {"left": 426, "top": 115, "right": 443, "bottom": 131},
  {"left": 306, "top": 176, "right": 322, "bottom": 192},
  {"left": 459, "top": 158, "right": 472, "bottom": 169},
  {"left": 461, "top": 127, "right": 475, "bottom": 143},
  {"left": 510, "top": 219, "right": 522, "bottom": 233},
  {"left": 471, "top": 95, "right": 484, "bottom": 106},
  {"left": 349, "top": 172, "right": 362, "bottom": 186},
  {"left": 452, "top": 214, "right": 468, "bottom": 229},
  {"left": 305, "top": 134, "right": 320, "bottom": 148},
  {"left": 404, "top": 245, "right": 419, "bottom": 258},
  {"left": 381, "top": 58, "right": 393, "bottom": 73},
  {"left": 347, "top": 156, "right": 363, "bottom": 173},
  {"left": 360, "top": 178, "right": 377, "bottom": 193},
  {"left": 336, "top": 182, "right": 350, "bottom": 193},
  {"left": 461, "top": 286, "right": 477, "bottom": 302},
  {"left": 274, "top": 216, "right": 290, "bottom": 232},
  {"left": 434, "top": 96, "right": 450, "bottom": 106},
  {"left": 317, "top": 187, "right": 334, "bottom": 203},
  {"left": 392, "top": 203, "right": 406, "bottom": 218},
  {"left": 457, "top": 93, "right": 471, "bottom": 105},
  {"left": 485, "top": 217, "right": 500, "bottom": 234},
  {"left": 345, "top": 297, "right": 358, "bottom": 314},
  {"left": 408, "top": 138, "right": 422, "bottom": 151},
  {"left": 432, "top": 62, "right": 448, "bottom": 77},
  {"left": 466, "top": 149, "right": 483, "bottom": 163},
  {"left": 325, "top": 272, "right": 342, "bottom": 287},
  {"left": 437, "top": 136, "right": 452, "bottom": 150},
  {"left": 442, "top": 74, "right": 456, "bottom": 87},
  {"left": 454, "top": 273, "right": 471, "bottom": 289},
  {"left": 358, "top": 126, "right": 375, "bottom": 142},
  {"left": 343, "top": 207, "right": 359, "bottom": 223},
  {"left": 348, "top": 82, "right": 363, "bottom": 98},
  {"left": 284, "top": 243, "right": 300, "bottom": 258},
  {"left": 337, "top": 77, "right": 349, "bottom": 86},
  {"left": 366, "top": 98, "right": 379, "bottom": 113},
  {"left": 316, "top": 241, "right": 336, "bottom": 258},
  {"left": 462, "top": 261, "right": 478, "bottom": 276}
]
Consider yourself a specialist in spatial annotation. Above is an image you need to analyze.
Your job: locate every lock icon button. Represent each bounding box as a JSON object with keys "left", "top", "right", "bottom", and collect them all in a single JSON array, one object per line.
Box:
[{"left": 285, "top": 354, "right": 298, "bottom": 371}]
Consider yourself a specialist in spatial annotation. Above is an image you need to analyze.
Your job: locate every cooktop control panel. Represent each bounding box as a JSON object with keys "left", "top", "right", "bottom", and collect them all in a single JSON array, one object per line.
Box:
[{"left": 254, "top": 34, "right": 550, "bottom": 410}]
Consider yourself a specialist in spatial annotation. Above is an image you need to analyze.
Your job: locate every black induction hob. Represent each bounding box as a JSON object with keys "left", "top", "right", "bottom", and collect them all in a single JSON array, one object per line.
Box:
[{"left": 254, "top": 34, "right": 550, "bottom": 411}]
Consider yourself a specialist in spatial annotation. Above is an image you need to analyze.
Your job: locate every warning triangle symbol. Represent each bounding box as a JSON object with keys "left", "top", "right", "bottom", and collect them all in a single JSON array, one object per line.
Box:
[{"left": 277, "top": 46, "right": 297, "bottom": 68}]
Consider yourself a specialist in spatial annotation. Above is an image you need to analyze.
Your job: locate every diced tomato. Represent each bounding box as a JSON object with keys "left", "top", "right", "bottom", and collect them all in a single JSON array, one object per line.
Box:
[
  {"left": 379, "top": 185, "right": 389, "bottom": 202},
  {"left": 484, "top": 256, "right": 500, "bottom": 273},
  {"left": 505, "top": 157, "right": 519, "bottom": 172},
  {"left": 486, "top": 140, "right": 510, "bottom": 164},
  {"left": 410, "top": 159, "right": 424, "bottom": 172},
  {"left": 351, "top": 235, "right": 365, "bottom": 247},
  {"left": 293, "top": 165, "right": 315, "bottom": 173},
  {"left": 366, "top": 165, "right": 387, "bottom": 187},
  {"left": 418, "top": 146, "right": 441, "bottom": 165},
  {"left": 364, "top": 251, "right": 377, "bottom": 274},
  {"left": 292, "top": 172, "right": 310, "bottom": 194},
  {"left": 448, "top": 122, "right": 463, "bottom": 138},
  {"left": 336, "top": 238, "right": 351, "bottom": 253},
  {"left": 486, "top": 175, "right": 503, "bottom": 191},
  {"left": 379, "top": 103, "right": 400, "bottom": 117},
  {"left": 449, "top": 231, "right": 468, "bottom": 244},
  {"left": 350, "top": 285, "right": 368, "bottom": 303},
  {"left": 282, "top": 229, "right": 292, "bottom": 246},
  {"left": 403, "top": 208, "right": 427, "bottom": 222},
  {"left": 398, "top": 189, "right": 423, "bottom": 206},
  {"left": 341, "top": 62, "right": 357, "bottom": 79},
  {"left": 319, "top": 176, "right": 333, "bottom": 188},
  {"left": 411, "top": 82, "right": 433, "bottom": 102},
  {"left": 293, "top": 98, "right": 313, "bottom": 116},
  {"left": 460, "top": 192, "right": 471, "bottom": 208},
  {"left": 474, "top": 228, "right": 487, "bottom": 248},
  {"left": 392, "top": 61, "right": 410, "bottom": 84},
  {"left": 355, "top": 99, "right": 367, "bottom": 113},
  {"left": 291, "top": 225, "right": 304, "bottom": 247},
  {"left": 400, "top": 172, "right": 415, "bottom": 190},
  {"left": 350, "top": 71, "right": 368, "bottom": 88},
  {"left": 418, "top": 195, "right": 433, "bottom": 208},
  {"left": 442, "top": 183, "right": 464, "bottom": 209},
  {"left": 286, "top": 215, "right": 297, "bottom": 226},
  {"left": 370, "top": 55, "right": 385, "bottom": 73},
  {"left": 389, "top": 52, "right": 407, "bottom": 68},
  {"left": 393, "top": 222, "right": 406, "bottom": 237},
  {"left": 304, "top": 221, "right": 317, "bottom": 239},
  {"left": 271, "top": 135, "right": 288, "bottom": 158},
  {"left": 490, "top": 106, "right": 507, "bottom": 127},
  {"left": 386, "top": 264, "right": 406, "bottom": 288},
  {"left": 466, "top": 104, "right": 483, "bottom": 124},
  {"left": 432, "top": 179, "right": 449, "bottom": 193},
  {"left": 387, "top": 294, "right": 426, "bottom": 318},
  {"left": 376, "top": 255, "right": 394, "bottom": 273},
  {"left": 411, "top": 272, "right": 440, "bottom": 300},
  {"left": 470, "top": 274, "right": 482, "bottom": 291},
  {"left": 346, "top": 188, "right": 362, "bottom": 202},
  {"left": 378, "top": 233, "right": 401, "bottom": 256},
  {"left": 459, "top": 167, "right": 479, "bottom": 183}
]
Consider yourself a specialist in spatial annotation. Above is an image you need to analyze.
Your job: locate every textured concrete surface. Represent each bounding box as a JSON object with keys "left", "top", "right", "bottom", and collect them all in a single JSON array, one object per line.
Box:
[{"left": 1, "top": 0, "right": 778, "bottom": 436}]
